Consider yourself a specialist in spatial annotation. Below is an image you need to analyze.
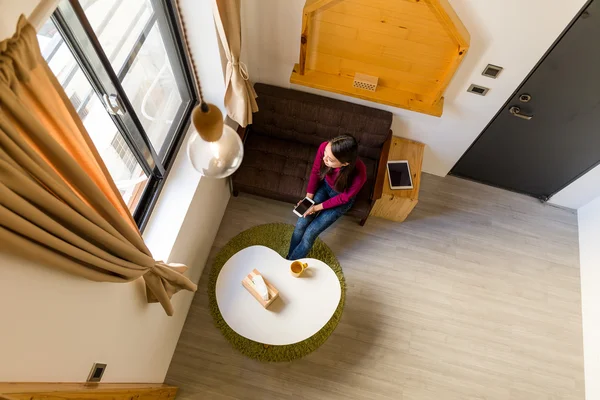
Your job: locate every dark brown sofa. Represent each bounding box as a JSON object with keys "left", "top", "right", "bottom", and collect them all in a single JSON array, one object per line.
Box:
[{"left": 233, "top": 84, "right": 393, "bottom": 225}]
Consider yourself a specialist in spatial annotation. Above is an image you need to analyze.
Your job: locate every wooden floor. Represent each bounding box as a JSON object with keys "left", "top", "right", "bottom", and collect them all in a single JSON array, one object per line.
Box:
[{"left": 166, "top": 174, "right": 585, "bottom": 400}]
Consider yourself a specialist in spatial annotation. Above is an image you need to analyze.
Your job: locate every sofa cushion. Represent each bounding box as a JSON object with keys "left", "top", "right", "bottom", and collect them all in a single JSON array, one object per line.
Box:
[
  {"left": 233, "top": 133, "right": 316, "bottom": 200},
  {"left": 252, "top": 84, "right": 393, "bottom": 161}
]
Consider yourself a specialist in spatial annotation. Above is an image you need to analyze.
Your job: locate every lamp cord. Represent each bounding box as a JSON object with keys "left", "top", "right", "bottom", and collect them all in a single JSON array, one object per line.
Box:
[{"left": 173, "top": 0, "right": 208, "bottom": 112}]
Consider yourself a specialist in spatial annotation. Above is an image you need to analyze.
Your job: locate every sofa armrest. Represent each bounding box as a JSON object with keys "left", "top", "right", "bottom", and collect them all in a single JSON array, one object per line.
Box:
[
  {"left": 237, "top": 125, "right": 249, "bottom": 143},
  {"left": 372, "top": 130, "right": 393, "bottom": 201}
]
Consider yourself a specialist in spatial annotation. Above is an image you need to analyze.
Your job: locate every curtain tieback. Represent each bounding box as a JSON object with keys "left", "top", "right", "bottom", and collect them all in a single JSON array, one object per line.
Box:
[
  {"left": 230, "top": 60, "right": 249, "bottom": 81},
  {"left": 143, "top": 261, "right": 198, "bottom": 316}
]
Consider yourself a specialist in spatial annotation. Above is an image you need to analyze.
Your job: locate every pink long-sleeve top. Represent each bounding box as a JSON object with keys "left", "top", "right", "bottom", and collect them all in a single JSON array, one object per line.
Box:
[{"left": 307, "top": 142, "right": 367, "bottom": 210}]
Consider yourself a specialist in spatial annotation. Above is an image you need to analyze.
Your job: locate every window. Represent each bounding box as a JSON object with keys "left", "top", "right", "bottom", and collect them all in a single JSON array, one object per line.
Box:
[
  {"left": 36, "top": 0, "right": 196, "bottom": 229},
  {"left": 110, "top": 134, "right": 138, "bottom": 174}
]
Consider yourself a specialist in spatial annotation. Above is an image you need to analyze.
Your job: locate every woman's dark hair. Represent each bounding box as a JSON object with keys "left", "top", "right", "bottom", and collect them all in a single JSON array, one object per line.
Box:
[{"left": 320, "top": 134, "right": 359, "bottom": 192}]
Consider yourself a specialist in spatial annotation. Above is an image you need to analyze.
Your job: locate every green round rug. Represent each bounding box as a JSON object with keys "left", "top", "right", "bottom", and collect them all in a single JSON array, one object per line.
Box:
[{"left": 208, "top": 223, "right": 346, "bottom": 362}]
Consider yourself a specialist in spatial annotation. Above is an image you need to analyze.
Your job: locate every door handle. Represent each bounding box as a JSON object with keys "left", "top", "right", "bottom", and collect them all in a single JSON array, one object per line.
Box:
[
  {"left": 102, "top": 94, "right": 126, "bottom": 116},
  {"left": 509, "top": 106, "right": 532, "bottom": 120}
]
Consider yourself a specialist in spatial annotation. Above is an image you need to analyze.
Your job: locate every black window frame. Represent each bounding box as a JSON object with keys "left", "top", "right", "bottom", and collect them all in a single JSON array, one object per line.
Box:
[{"left": 48, "top": 0, "right": 198, "bottom": 231}]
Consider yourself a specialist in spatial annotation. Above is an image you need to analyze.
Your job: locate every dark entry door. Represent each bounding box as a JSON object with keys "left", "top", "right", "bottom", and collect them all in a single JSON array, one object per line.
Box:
[{"left": 451, "top": 0, "right": 600, "bottom": 200}]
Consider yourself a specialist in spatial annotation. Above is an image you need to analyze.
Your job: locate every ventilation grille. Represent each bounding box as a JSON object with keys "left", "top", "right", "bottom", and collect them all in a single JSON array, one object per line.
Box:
[{"left": 353, "top": 73, "right": 378, "bottom": 92}]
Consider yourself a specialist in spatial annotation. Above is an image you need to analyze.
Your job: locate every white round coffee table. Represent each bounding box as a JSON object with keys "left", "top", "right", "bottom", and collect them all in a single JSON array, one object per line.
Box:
[{"left": 215, "top": 245, "right": 342, "bottom": 345}]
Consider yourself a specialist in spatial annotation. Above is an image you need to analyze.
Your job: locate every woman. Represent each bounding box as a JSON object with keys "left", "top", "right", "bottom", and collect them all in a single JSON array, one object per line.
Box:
[{"left": 286, "top": 134, "right": 366, "bottom": 260}]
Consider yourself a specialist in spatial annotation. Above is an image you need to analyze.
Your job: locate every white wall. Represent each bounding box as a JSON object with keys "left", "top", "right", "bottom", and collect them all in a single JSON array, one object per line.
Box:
[
  {"left": 0, "top": 0, "right": 230, "bottom": 383},
  {"left": 0, "top": 145, "right": 229, "bottom": 383},
  {"left": 0, "top": 177, "right": 228, "bottom": 383},
  {"left": 240, "top": 0, "right": 587, "bottom": 176},
  {"left": 0, "top": 0, "right": 40, "bottom": 39},
  {"left": 550, "top": 164, "right": 600, "bottom": 209},
  {"left": 578, "top": 195, "right": 600, "bottom": 400}
]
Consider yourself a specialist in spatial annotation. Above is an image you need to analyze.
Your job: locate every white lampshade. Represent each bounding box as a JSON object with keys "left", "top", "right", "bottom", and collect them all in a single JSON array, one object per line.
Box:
[
  {"left": 187, "top": 124, "right": 244, "bottom": 178},
  {"left": 187, "top": 104, "right": 244, "bottom": 178}
]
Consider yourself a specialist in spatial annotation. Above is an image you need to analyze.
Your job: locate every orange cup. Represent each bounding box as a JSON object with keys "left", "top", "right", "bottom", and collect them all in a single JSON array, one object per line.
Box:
[{"left": 290, "top": 261, "right": 308, "bottom": 277}]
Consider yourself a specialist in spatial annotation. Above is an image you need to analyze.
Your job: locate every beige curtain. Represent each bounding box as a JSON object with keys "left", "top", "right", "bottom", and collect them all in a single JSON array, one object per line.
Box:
[
  {"left": 0, "top": 16, "right": 196, "bottom": 316},
  {"left": 213, "top": 0, "right": 258, "bottom": 127}
]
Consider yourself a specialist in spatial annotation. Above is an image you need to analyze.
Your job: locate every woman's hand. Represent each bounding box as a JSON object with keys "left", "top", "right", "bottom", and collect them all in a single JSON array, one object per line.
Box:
[{"left": 304, "top": 203, "right": 323, "bottom": 217}]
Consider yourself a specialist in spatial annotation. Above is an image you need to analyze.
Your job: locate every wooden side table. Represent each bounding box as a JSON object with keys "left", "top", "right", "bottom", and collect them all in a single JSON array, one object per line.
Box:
[{"left": 370, "top": 137, "right": 425, "bottom": 222}]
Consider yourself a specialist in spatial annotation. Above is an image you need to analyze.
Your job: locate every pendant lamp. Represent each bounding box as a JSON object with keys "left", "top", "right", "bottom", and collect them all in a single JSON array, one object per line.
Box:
[
  {"left": 173, "top": 0, "right": 243, "bottom": 178},
  {"left": 187, "top": 103, "right": 244, "bottom": 178}
]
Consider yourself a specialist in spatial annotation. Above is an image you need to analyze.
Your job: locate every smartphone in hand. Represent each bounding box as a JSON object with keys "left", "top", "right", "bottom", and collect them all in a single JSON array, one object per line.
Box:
[{"left": 293, "top": 197, "right": 315, "bottom": 217}]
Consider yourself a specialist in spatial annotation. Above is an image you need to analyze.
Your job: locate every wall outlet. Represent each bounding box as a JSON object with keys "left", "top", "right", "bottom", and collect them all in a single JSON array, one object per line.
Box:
[
  {"left": 482, "top": 64, "right": 503, "bottom": 79},
  {"left": 467, "top": 84, "right": 490, "bottom": 96},
  {"left": 87, "top": 363, "right": 107, "bottom": 383}
]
